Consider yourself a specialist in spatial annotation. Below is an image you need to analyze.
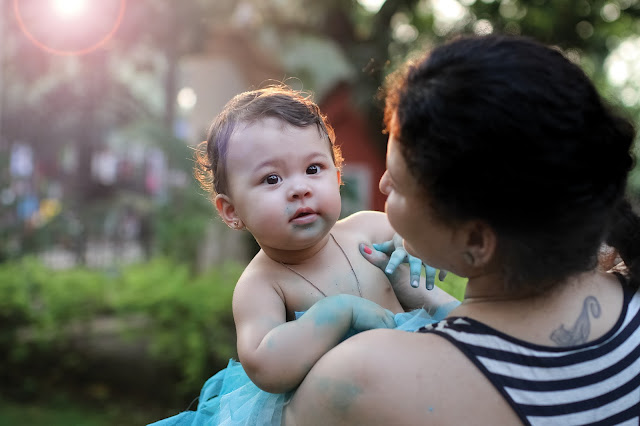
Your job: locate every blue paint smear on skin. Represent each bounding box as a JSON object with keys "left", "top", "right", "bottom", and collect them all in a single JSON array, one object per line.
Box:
[
  {"left": 292, "top": 223, "right": 316, "bottom": 231},
  {"left": 311, "top": 297, "right": 348, "bottom": 327},
  {"left": 284, "top": 206, "right": 294, "bottom": 218}
]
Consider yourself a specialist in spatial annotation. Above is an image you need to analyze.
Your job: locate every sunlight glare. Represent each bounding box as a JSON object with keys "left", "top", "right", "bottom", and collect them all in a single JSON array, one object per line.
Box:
[
  {"left": 607, "top": 60, "right": 629, "bottom": 86},
  {"left": 52, "top": 0, "right": 88, "bottom": 19},
  {"left": 433, "top": 0, "right": 466, "bottom": 21},
  {"left": 605, "top": 36, "right": 640, "bottom": 107},
  {"left": 606, "top": 38, "right": 640, "bottom": 86},
  {"left": 358, "top": 0, "right": 387, "bottom": 13}
]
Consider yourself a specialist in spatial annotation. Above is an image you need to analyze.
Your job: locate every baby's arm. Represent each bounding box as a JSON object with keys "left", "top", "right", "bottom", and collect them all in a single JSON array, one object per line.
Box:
[{"left": 233, "top": 273, "right": 395, "bottom": 394}]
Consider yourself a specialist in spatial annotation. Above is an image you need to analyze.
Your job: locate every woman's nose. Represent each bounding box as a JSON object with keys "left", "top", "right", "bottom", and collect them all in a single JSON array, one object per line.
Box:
[{"left": 379, "top": 170, "right": 390, "bottom": 195}]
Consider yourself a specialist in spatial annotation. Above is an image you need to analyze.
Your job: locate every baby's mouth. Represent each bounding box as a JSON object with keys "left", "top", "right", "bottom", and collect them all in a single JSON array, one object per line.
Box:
[{"left": 290, "top": 208, "right": 317, "bottom": 223}]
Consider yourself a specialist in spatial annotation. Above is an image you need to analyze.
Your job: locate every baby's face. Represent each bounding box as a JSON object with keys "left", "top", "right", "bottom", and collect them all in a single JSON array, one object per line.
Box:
[{"left": 225, "top": 117, "right": 342, "bottom": 251}]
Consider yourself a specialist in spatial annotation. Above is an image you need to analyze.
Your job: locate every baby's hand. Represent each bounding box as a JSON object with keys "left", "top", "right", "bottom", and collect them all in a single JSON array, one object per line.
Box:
[
  {"left": 361, "top": 234, "right": 436, "bottom": 290},
  {"left": 347, "top": 296, "right": 396, "bottom": 331}
]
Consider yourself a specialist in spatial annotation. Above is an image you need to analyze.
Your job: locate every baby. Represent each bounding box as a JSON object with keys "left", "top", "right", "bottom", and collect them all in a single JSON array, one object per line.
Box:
[{"left": 149, "top": 86, "right": 459, "bottom": 426}]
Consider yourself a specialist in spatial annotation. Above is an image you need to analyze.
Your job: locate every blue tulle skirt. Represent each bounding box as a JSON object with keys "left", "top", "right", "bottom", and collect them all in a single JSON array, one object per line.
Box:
[{"left": 148, "top": 302, "right": 460, "bottom": 426}]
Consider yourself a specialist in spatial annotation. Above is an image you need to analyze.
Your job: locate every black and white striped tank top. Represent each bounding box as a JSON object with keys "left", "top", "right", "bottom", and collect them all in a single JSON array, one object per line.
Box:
[{"left": 418, "top": 278, "right": 640, "bottom": 425}]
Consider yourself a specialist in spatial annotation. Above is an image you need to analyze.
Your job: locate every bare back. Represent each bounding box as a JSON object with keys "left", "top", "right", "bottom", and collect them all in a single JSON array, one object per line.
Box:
[{"left": 283, "top": 271, "right": 631, "bottom": 425}]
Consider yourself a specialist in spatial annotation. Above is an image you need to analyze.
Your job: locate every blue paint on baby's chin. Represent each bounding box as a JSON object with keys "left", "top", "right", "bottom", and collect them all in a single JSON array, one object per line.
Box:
[{"left": 292, "top": 223, "right": 317, "bottom": 231}]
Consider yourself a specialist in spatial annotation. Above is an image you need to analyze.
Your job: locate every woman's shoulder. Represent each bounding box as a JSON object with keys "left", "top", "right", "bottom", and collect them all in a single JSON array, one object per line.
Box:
[{"left": 285, "top": 328, "right": 519, "bottom": 425}]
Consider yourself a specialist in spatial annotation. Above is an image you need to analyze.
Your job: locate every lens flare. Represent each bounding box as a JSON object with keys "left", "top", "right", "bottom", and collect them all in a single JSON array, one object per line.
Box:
[
  {"left": 13, "top": 0, "right": 126, "bottom": 55},
  {"left": 52, "top": 0, "right": 88, "bottom": 19}
]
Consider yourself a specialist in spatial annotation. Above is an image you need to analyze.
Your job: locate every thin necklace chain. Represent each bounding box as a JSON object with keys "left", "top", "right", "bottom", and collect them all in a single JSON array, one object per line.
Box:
[{"left": 279, "top": 233, "right": 362, "bottom": 298}]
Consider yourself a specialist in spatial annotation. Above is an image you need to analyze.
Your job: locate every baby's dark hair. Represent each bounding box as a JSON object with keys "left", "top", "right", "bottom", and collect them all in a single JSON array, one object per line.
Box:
[
  {"left": 195, "top": 85, "right": 342, "bottom": 199},
  {"left": 384, "top": 34, "right": 638, "bottom": 293}
]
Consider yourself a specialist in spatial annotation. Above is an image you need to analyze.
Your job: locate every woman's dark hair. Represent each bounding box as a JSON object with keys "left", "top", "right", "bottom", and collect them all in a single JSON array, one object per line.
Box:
[
  {"left": 195, "top": 85, "right": 342, "bottom": 199},
  {"left": 607, "top": 199, "right": 640, "bottom": 289},
  {"left": 384, "top": 35, "right": 638, "bottom": 293}
]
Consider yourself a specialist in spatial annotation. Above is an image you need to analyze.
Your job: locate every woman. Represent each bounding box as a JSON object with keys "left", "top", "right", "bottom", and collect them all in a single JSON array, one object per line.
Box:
[{"left": 282, "top": 35, "right": 640, "bottom": 425}]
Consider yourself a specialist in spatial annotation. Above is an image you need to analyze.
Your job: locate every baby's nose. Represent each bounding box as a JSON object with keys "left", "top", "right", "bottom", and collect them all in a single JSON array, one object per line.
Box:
[{"left": 288, "top": 180, "right": 312, "bottom": 199}]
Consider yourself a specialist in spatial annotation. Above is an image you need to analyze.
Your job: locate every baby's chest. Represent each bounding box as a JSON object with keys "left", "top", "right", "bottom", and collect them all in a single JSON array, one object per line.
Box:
[{"left": 279, "top": 258, "right": 397, "bottom": 319}]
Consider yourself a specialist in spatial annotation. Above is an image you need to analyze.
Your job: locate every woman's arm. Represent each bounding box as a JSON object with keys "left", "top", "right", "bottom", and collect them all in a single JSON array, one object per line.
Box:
[
  {"left": 233, "top": 275, "right": 395, "bottom": 394},
  {"left": 281, "top": 329, "right": 443, "bottom": 425},
  {"left": 282, "top": 328, "right": 515, "bottom": 425}
]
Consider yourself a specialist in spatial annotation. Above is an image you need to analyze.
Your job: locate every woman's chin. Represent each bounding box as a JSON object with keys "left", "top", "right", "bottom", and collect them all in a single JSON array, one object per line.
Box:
[{"left": 402, "top": 240, "right": 420, "bottom": 258}]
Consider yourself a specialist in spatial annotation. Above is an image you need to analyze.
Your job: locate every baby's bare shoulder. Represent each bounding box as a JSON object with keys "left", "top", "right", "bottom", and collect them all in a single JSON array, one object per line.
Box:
[
  {"left": 232, "top": 254, "right": 290, "bottom": 320},
  {"left": 334, "top": 210, "right": 393, "bottom": 242},
  {"left": 234, "top": 253, "right": 282, "bottom": 293}
]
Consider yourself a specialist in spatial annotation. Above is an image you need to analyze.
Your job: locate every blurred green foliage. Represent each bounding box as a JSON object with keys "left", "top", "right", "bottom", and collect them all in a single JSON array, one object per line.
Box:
[
  {"left": 0, "top": 257, "right": 242, "bottom": 402},
  {"left": 153, "top": 188, "right": 213, "bottom": 268},
  {"left": 0, "top": 395, "right": 154, "bottom": 426},
  {"left": 121, "top": 121, "right": 217, "bottom": 267}
]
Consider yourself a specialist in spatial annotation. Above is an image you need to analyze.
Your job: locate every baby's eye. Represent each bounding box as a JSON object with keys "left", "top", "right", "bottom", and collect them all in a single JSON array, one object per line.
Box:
[
  {"left": 264, "top": 174, "right": 281, "bottom": 185},
  {"left": 306, "top": 164, "right": 320, "bottom": 175}
]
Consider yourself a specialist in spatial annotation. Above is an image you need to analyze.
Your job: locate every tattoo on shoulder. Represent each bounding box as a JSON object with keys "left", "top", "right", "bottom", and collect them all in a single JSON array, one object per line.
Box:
[{"left": 550, "top": 296, "right": 601, "bottom": 346}]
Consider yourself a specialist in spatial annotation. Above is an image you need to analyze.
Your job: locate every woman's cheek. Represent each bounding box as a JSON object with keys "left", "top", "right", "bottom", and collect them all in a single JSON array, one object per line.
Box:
[{"left": 385, "top": 197, "right": 405, "bottom": 234}]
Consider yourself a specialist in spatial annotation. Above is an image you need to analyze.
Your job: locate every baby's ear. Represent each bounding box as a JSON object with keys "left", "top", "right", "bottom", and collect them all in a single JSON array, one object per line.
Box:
[{"left": 215, "top": 194, "right": 243, "bottom": 230}]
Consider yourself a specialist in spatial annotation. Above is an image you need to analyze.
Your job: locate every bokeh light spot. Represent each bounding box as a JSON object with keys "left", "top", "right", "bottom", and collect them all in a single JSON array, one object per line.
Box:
[
  {"left": 473, "top": 19, "right": 494, "bottom": 35},
  {"left": 177, "top": 87, "right": 198, "bottom": 111},
  {"left": 601, "top": 3, "right": 621, "bottom": 22}
]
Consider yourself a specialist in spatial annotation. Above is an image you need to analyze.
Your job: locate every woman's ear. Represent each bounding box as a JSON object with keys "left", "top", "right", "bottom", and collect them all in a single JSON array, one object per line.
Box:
[
  {"left": 215, "top": 194, "right": 243, "bottom": 230},
  {"left": 461, "top": 220, "right": 497, "bottom": 268}
]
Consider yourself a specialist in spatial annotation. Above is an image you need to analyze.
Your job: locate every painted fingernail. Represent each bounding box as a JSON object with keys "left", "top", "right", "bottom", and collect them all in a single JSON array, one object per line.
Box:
[
  {"left": 385, "top": 267, "right": 393, "bottom": 274},
  {"left": 411, "top": 279, "right": 419, "bottom": 288},
  {"left": 363, "top": 245, "right": 372, "bottom": 255}
]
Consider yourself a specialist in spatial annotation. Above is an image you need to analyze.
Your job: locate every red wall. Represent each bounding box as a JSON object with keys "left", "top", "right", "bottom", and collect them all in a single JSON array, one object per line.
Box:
[{"left": 321, "top": 84, "right": 387, "bottom": 212}]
